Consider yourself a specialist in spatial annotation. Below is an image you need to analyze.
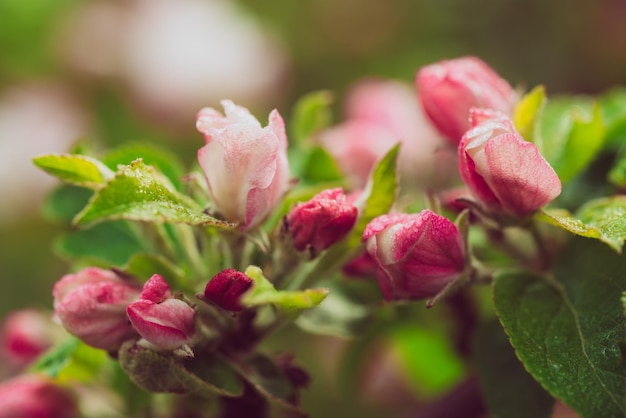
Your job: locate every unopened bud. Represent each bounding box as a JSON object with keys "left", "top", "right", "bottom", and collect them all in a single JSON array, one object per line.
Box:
[
  {"left": 203, "top": 269, "right": 252, "bottom": 312},
  {"left": 0, "top": 375, "right": 77, "bottom": 418},
  {"left": 127, "top": 275, "right": 195, "bottom": 351},
  {"left": 285, "top": 188, "right": 358, "bottom": 255},
  {"left": 52, "top": 267, "right": 140, "bottom": 351},
  {"left": 363, "top": 211, "right": 466, "bottom": 300}
]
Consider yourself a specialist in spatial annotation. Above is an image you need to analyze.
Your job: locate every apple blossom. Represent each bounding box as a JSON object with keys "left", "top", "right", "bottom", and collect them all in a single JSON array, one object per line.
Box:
[
  {"left": 1, "top": 310, "right": 53, "bottom": 368},
  {"left": 416, "top": 56, "right": 518, "bottom": 144},
  {"left": 197, "top": 100, "right": 289, "bottom": 230},
  {"left": 53, "top": 268, "right": 140, "bottom": 351},
  {"left": 363, "top": 211, "right": 466, "bottom": 300},
  {"left": 127, "top": 274, "right": 195, "bottom": 351},
  {"left": 203, "top": 269, "right": 253, "bottom": 312},
  {"left": 284, "top": 188, "right": 358, "bottom": 255},
  {"left": 458, "top": 109, "right": 561, "bottom": 219}
]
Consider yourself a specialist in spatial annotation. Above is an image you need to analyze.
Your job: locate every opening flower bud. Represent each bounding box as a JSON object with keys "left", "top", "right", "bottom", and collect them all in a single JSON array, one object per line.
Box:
[
  {"left": 127, "top": 274, "right": 195, "bottom": 351},
  {"left": 363, "top": 211, "right": 466, "bottom": 300},
  {"left": 416, "top": 56, "right": 518, "bottom": 144},
  {"left": 196, "top": 100, "right": 290, "bottom": 230},
  {"left": 284, "top": 188, "right": 358, "bottom": 255},
  {"left": 458, "top": 109, "right": 561, "bottom": 219},
  {"left": 52, "top": 267, "right": 141, "bottom": 351},
  {"left": 203, "top": 269, "right": 253, "bottom": 312}
]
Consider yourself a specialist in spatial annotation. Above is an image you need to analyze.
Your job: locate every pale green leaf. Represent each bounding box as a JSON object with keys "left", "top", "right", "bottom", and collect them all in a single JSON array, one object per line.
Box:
[
  {"left": 34, "top": 153, "right": 114, "bottom": 188},
  {"left": 576, "top": 196, "right": 626, "bottom": 253},
  {"left": 242, "top": 266, "right": 329, "bottom": 317},
  {"left": 291, "top": 90, "right": 333, "bottom": 144},
  {"left": 513, "top": 85, "right": 546, "bottom": 145},
  {"left": 73, "top": 159, "right": 233, "bottom": 229}
]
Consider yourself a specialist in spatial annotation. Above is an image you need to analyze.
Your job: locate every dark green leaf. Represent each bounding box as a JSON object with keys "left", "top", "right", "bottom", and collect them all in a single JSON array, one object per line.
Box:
[
  {"left": 473, "top": 319, "right": 554, "bottom": 418},
  {"left": 33, "top": 154, "right": 113, "bottom": 188},
  {"left": 43, "top": 185, "right": 93, "bottom": 223},
  {"left": 55, "top": 221, "right": 147, "bottom": 267},
  {"left": 73, "top": 159, "right": 232, "bottom": 229},
  {"left": 494, "top": 237, "right": 626, "bottom": 418}
]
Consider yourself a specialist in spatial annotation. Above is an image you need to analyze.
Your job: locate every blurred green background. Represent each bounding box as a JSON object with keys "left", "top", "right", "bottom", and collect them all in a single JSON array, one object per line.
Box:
[{"left": 1, "top": 0, "right": 625, "bottom": 415}]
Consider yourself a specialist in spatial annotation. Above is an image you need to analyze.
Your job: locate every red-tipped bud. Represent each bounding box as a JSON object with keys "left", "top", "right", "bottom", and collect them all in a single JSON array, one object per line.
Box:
[
  {"left": 203, "top": 269, "right": 253, "bottom": 312},
  {"left": 1, "top": 310, "right": 53, "bottom": 368},
  {"left": 363, "top": 211, "right": 466, "bottom": 300},
  {"left": 52, "top": 268, "right": 140, "bottom": 351},
  {"left": 285, "top": 188, "right": 358, "bottom": 255},
  {"left": 458, "top": 109, "right": 561, "bottom": 219},
  {"left": 127, "top": 275, "right": 195, "bottom": 351},
  {"left": 416, "top": 56, "right": 518, "bottom": 144},
  {"left": 0, "top": 375, "right": 78, "bottom": 418}
]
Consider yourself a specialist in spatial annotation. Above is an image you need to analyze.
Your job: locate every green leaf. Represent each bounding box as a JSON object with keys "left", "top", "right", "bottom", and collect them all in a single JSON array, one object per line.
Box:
[
  {"left": 494, "top": 237, "right": 626, "bottom": 418},
  {"left": 290, "top": 90, "right": 333, "bottom": 144},
  {"left": 576, "top": 196, "right": 626, "bottom": 253},
  {"left": 73, "top": 159, "right": 232, "bottom": 229},
  {"left": 299, "top": 146, "right": 343, "bottom": 184},
  {"left": 102, "top": 142, "right": 186, "bottom": 191},
  {"left": 55, "top": 221, "right": 148, "bottom": 267},
  {"left": 608, "top": 151, "right": 626, "bottom": 188},
  {"left": 513, "top": 85, "right": 546, "bottom": 144},
  {"left": 124, "top": 253, "right": 190, "bottom": 291},
  {"left": 119, "top": 341, "right": 243, "bottom": 398},
  {"left": 473, "top": 320, "right": 554, "bottom": 418},
  {"left": 31, "top": 337, "right": 81, "bottom": 378},
  {"left": 536, "top": 209, "right": 601, "bottom": 239},
  {"left": 31, "top": 337, "right": 107, "bottom": 382},
  {"left": 600, "top": 88, "right": 626, "bottom": 147},
  {"left": 33, "top": 154, "right": 114, "bottom": 188},
  {"left": 295, "top": 279, "right": 376, "bottom": 338},
  {"left": 43, "top": 185, "right": 93, "bottom": 223},
  {"left": 539, "top": 97, "right": 605, "bottom": 183},
  {"left": 242, "top": 266, "right": 329, "bottom": 318},
  {"left": 391, "top": 324, "right": 465, "bottom": 398}
]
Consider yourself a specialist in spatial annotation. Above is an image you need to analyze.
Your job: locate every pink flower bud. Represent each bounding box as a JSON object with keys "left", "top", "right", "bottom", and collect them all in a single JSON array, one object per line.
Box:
[
  {"left": 458, "top": 109, "right": 561, "bottom": 218},
  {"left": 52, "top": 268, "right": 140, "bottom": 351},
  {"left": 127, "top": 275, "right": 195, "bottom": 350},
  {"left": 197, "top": 100, "right": 289, "bottom": 230},
  {"left": 203, "top": 269, "right": 253, "bottom": 312},
  {"left": 1, "top": 310, "right": 53, "bottom": 368},
  {"left": 363, "top": 211, "right": 466, "bottom": 300},
  {"left": 416, "top": 56, "right": 518, "bottom": 144},
  {"left": 285, "top": 188, "right": 358, "bottom": 254},
  {"left": 0, "top": 375, "right": 77, "bottom": 418}
]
